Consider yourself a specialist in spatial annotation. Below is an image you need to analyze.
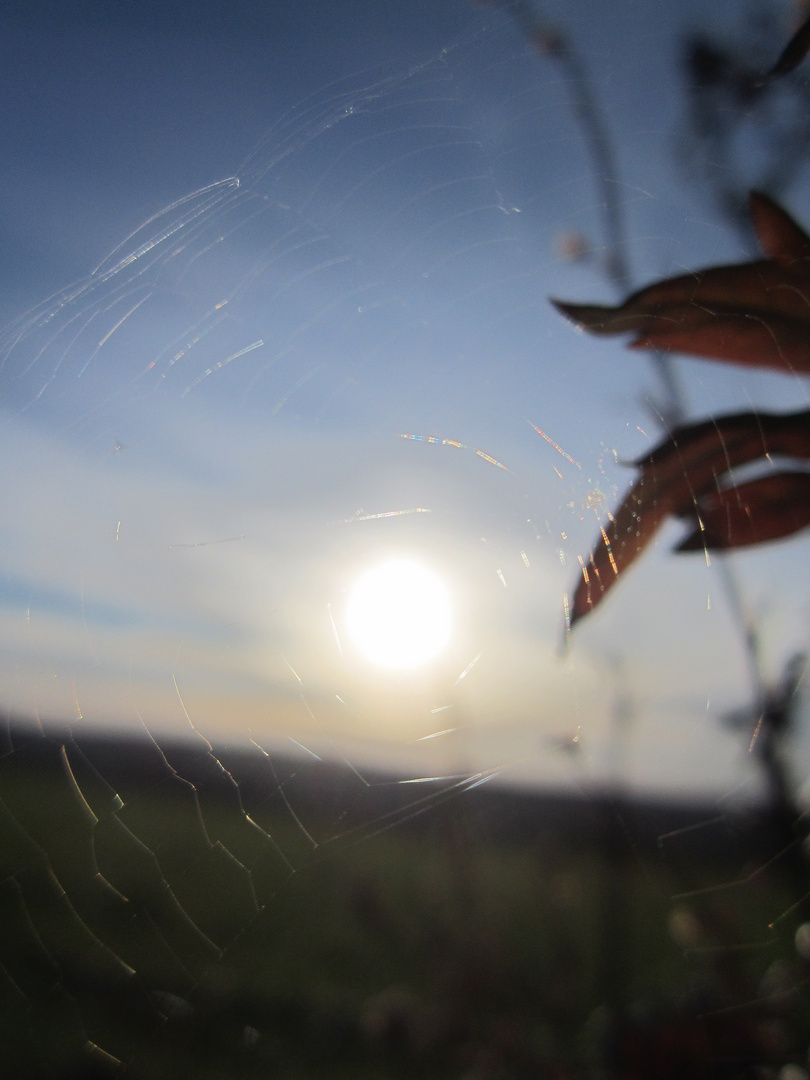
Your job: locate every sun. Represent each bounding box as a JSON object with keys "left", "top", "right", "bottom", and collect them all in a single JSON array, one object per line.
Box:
[{"left": 345, "top": 559, "right": 452, "bottom": 670}]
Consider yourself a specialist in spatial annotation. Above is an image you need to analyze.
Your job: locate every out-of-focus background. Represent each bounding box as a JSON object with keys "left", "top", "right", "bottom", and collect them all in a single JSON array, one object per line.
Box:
[{"left": 2, "top": 1, "right": 810, "bottom": 1075}]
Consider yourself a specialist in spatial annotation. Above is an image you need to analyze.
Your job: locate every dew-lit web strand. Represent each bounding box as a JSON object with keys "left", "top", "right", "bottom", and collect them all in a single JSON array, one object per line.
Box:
[
  {"left": 303, "top": 132, "right": 484, "bottom": 225},
  {"left": 52, "top": 358, "right": 169, "bottom": 440},
  {"left": 171, "top": 668, "right": 214, "bottom": 749},
  {"left": 155, "top": 686, "right": 297, "bottom": 881},
  {"left": 657, "top": 815, "right": 727, "bottom": 846},
  {"left": 17, "top": 281, "right": 150, "bottom": 383},
  {"left": 113, "top": 199, "right": 298, "bottom": 397},
  {"left": 527, "top": 420, "right": 582, "bottom": 470},
  {"left": 95, "top": 220, "right": 282, "bottom": 399},
  {"left": 339, "top": 768, "right": 502, "bottom": 846},
  {"left": 16, "top": 297, "right": 107, "bottom": 392},
  {"left": 169, "top": 197, "right": 276, "bottom": 292},
  {"left": 180, "top": 340, "right": 265, "bottom": 398},
  {"left": 0, "top": 275, "right": 137, "bottom": 372},
  {"left": 492, "top": 1, "right": 713, "bottom": 633},
  {"left": 659, "top": 779, "right": 810, "bottom": 947},
  {"left": 378, "top": 173, "right": 496, "bottom": 228},
  {"left": 253, "top": 100, "right": 529, "bottom": 406},
  {"left": 157, "top": 307, "right": 231, "bottom": 375},
  {"left": 76, "top": 294, "right": 152, "bottom": 378},
  {"left": 671, "top": 835, "right": 807, "bottom": 906},
  {"left": 0, "top": 180, "right": 241, "bottom": 388},
  {"left": 240, "top": 262, "right": 381, "bottom": 398},
  {"left": 332, "top": 135, "right": 513, "bottom": 311},
  {"left": 269, "top": 755, "right": 504, "bottom": 849},
  {"left": 90, "top": 178, "right": 240, "bottom": 283},
  {"left": 0, "top": 288, "right": 96, "bottom": 375},
  {"left": 0, "top": 261, "right": 103, "bottom": 339},
  {"left": 169, "top": 192, "right": 349, "bottom": 328},
  {"left": 288, "top": 736, "right": 323, "bottom": 762},
  {"left": 238, "top": 87, "right": 414, "bottom": 194},
  {"left": 193, "top": 228, "right": 361, "bottom": 361},
  {"left": 24, "top": 183, "right": 240, "bottom": 358},
  {"left": 454, "top": 650, "right": 484, "bottom": 686},
  {"left": 8, "top": 284, "right": 149, "bottom": 396},
  {"left": 135, "top": 703, "right": 291, "bottom": 887},
  {"left": 249, "top": 736, "right": 318, "bottom": 851},
  {"left": 241, "top": 69, "right": 521, "bottom": 391},
  {"left": 293, "top": 98, "right": 476, "bottom": 186},
  {"left": 0, "top": 50, "right": 482, "bottom": 393},
  {"left": 27, "top": 288, "right": 153, "bottom": 410},
  {"left": 2, "top": 727, "right": 234, "bottom": 1067},
  {"left": 236, "top": 35, "right": 488, "bottom": 182},
  {"left": 399, "top": 774, "right": 473, "bottom": 784},
  {"left": 3, "top": 237, "right": 227, "bottom": 404},
  {"left": 280, "top": 655, "right": 317, "bottom": 724},
  {"left": 400, "top": 432, "right": 509, "bottom": 470},
  {"left": 321, "top": 768, "right": 498, "bottom": 846},
  {"left": 148, "top": 302, "right": 232, "bottom": 373},
  {"left": 241, "top": 249, "right": 353, "bottom": 311},
  {"left": 238, "top": 77, "right": 404, "bottom": 177},
  {"left": 134, "top": 205, "right": 304, "bottom": 364},
  {"left": 90, "top": 179, "right": 239, "bottom": 277},
  {"left": 243, "top": 61, "right": 506, "bottom": 273},
  {"left": 341, "top": 507, "right": 431, "bottom": 523}
]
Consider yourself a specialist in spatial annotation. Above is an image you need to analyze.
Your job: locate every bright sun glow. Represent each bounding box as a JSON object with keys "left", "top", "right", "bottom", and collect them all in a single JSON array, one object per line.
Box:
[{"left": 346, "top": 560, "right": 452, "bottom": 670}]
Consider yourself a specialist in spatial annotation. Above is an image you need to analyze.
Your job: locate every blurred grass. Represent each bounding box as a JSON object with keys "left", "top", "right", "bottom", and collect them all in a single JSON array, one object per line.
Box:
[{"left": 0, "top": 730, "right": 808, "bottom": 1078}]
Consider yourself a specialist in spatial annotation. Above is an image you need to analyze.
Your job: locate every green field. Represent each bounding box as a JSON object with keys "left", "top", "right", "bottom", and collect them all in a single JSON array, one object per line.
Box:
[{"left": 1, "top": 727, "right": 808, "bottom": 1078}]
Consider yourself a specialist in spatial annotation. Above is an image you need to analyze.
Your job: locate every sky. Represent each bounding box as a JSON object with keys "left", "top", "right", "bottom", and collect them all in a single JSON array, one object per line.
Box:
[{"left": 0, "top": 0, "right": 809, "bottom": 799}]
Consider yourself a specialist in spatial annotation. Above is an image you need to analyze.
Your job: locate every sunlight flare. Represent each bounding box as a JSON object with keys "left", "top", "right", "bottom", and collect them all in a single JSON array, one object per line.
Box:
[{"left": 346, "top": 560, "right": 452, "bottom": 670}]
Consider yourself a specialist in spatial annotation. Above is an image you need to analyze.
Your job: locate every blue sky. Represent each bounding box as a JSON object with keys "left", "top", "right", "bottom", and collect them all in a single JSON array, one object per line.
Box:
[{"left": 0, "top": 0, "right": 808, "bottom": 799}]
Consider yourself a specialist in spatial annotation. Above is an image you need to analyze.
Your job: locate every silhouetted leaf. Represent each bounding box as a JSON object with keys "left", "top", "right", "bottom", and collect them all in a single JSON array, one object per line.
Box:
[
  {"left": 749, "top": 191, "right": 810, "bottom": 264},
  {"left": 760, "top": 13, "right": 810, "bottom": 84},
  {"left": 553, "top": 193, "right": 810, "bottom": 375},
  {"left": 569, "top": 410, "right": 810, "bottom": 626},
  {"left": 634, "top": 408, "right": 810, "bottom": 480},
  {"left": 676, "top": 470, "right": 810, "bottom": 551}
]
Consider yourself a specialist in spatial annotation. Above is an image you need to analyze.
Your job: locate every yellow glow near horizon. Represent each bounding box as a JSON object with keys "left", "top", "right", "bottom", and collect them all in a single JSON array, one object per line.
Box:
[{"left": 346, "top": 560, "right": 452, "bottom": 670}]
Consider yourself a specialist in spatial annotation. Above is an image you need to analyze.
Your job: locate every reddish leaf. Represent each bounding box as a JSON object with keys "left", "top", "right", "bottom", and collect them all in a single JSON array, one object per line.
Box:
[
  {"left": 555, "top": 194, "right": 810, "bottom": 626},
  {"left": 569, "top": 410, "right": 810, "bottom": 626},
  {"left": 677, "top": 471, "right": 810, "bottom": 551},
  {"left": 749, "top": 191, "right": 810, "bottom": 264},
  {"left": 552, "top": 193, "right": 810, "bottom": 375},
  {"left": 634, "top": 408, "right": 810, "bottom": 474}
]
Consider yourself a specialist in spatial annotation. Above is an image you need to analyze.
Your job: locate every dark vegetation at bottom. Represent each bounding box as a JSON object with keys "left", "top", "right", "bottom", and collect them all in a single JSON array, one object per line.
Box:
[{"left": 1, "top": 721, "right": 809, "bottom": 1079}]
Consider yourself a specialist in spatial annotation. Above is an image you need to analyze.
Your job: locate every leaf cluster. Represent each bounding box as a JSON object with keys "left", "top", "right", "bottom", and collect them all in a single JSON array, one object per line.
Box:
[{"left": 554, "top": 191, "right": 810, "bottom": 627}]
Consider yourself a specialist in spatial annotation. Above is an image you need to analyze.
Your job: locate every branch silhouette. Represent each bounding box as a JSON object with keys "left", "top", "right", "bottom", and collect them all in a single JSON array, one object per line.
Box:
[{"left": 760, "top": 10, "right": 810, "bottom": 83}]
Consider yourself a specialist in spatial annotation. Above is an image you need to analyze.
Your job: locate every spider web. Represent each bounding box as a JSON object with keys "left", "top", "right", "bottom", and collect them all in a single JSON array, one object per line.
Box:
[{"left": 1, "top": 1, "right": 810, "bottom": 1076}]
